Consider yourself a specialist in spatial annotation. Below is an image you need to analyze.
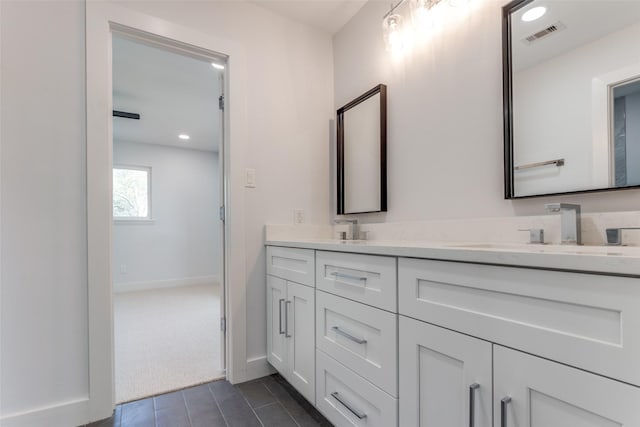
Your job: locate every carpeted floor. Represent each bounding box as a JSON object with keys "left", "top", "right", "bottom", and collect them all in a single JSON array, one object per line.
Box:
[{"left": 114, "top": 283, "right": 224, "bottom": 403}]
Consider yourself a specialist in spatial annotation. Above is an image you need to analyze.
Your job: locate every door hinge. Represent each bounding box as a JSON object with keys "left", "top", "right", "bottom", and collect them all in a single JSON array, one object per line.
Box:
[
  {"left": 219, "top": 205, "right": 225, "bottom": 222},
  {"left": 220, "top": 317, "right": 226, "bottom": 333},
  {"left": 219, "top": 94, "right": 225, "bottom": 110}
]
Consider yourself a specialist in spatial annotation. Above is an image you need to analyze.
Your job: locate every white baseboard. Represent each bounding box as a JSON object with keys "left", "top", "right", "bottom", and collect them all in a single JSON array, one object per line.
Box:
[
  {"left": 245, "top": 356, "right": 276, "bottom": 382},
  {"left": 114, "top": 275, "right": 219, "bottom": 293},
  {"left": 0, "top": 398, "right": 93, "bottom": 427}
]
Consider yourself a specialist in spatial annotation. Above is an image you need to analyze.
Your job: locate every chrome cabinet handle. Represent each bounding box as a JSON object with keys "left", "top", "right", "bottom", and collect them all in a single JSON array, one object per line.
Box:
[
  {"left": 501, "top": 396, "right": 512, "bottom": 427},
  {"left": 285, "top": 300, "right": 292, "bottom": 338},
  {"left": 332, "top": 326, "right": 367, "bottom": 344},
  {"left": 330, "top": 271, "right": 366, "bottom": 282},
  {"left": 469, "top": 383, "right": 479, "bottom": 427},
  {"left": 331, "top": 392, "right": 366, "bottom": 419},
  {"left": 278, "top": 299, "right": 285, "bottom": 334}
]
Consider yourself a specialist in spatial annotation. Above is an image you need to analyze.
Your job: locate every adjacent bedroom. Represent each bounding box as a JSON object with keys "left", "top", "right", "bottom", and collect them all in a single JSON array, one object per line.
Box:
[{"left": 111, "top": 35, "right": 225, "bottom": 403}]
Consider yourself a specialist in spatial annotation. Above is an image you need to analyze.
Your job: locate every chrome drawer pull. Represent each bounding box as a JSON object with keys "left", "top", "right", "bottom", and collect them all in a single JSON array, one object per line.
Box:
[
  {"left": 330, "top": 271, "right": 367, "bottom": 282},
  {"left": 285, "top": 300, "right": 292, "bottom": 338},
  {"left": 469, "top": 383, "right": 479, "bottom": 427},
  {"left": 501, "top": 396, "right": 512, "bottom": 427},
  {"left": 278, "top": 299, "right": 285, "bottom": 334},
  {"left": 332, "top": 326, "right": 367, "bottom": 344},
  {"left": 331, "top": 392, "right": 367, "bottom": 419}
]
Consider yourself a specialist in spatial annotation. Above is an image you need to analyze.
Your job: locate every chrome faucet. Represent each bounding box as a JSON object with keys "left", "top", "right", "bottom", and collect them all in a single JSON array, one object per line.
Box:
[
  {"left": 544, "top": 203, "right": 582, "bottom": 245},
  {"left": 334, "top": 219, "right": 359, "bottom": 240}
]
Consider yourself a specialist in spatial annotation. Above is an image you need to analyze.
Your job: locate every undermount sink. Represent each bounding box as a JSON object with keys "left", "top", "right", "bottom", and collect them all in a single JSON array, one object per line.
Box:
[{"left": 445, "top": 242, "right": 640, "bottom": 256}]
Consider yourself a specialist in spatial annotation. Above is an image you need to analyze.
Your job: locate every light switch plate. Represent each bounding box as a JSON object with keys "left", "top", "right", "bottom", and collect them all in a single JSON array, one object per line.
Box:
[{"left": 245, "top": 168, "right": 256, "bottom": 188}]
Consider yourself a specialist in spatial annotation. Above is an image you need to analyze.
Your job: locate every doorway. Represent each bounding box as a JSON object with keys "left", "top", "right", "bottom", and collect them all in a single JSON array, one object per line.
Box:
[{"left": 110, "top": 34, "right": 226, "bottom": 403}]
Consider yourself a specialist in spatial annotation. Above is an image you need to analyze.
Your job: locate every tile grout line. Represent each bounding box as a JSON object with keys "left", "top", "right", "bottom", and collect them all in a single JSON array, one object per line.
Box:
[
  {"left": 236, "top": 383, "right": 266, "bottom": 427},
  {"left": 262, "top": 379, "right": 303, "bottom": 427},
  {"left": 207, "top": 383, "right": 231, "bottom": 427},
  {"left": 252, "top": 401, "right": 279, "bottom": 411},
  {"left": 152, "top": 396, "right": 158, "bottom": 427},
  {"left": 180, "top": 390, "right": 195, "bottom": 427}
]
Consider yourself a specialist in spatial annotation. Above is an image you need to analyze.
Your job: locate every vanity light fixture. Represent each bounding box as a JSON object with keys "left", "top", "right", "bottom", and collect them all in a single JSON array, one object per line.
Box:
[
  {"left": 178, "top": 134, "right": 190, "bottom": 140},
  {"left": 521, "top": 6, "right": 546, "bottom": 22},
  {"left": 383, "top": 12, "right": 405, "bottom": 52},
  {"left": 211, "top": 62, "right": 225, "bottom": 70},
  {"left": 383, "top": 0, "right": 471, "bottom": 50},
  {"left": 409, "top": 0, "right": 441, "bottom": 28}
]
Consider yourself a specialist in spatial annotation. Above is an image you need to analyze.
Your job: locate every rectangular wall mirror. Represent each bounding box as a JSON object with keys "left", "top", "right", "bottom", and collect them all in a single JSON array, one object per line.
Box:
[
  {"left": 503, "top": 0, "right": 640, "bottom": 198},
  {"left": 337, "top": 84, "right": 387, "bottom": 214}
]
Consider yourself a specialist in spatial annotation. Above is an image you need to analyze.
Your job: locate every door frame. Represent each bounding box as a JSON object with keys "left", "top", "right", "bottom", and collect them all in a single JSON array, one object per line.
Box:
[{"left": 86, "top": 2, "right": 249, "bottom": 421}]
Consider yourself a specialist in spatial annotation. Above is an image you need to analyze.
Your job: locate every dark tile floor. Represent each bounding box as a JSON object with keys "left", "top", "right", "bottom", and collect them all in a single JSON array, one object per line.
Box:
[{"left": 85, "top": 374, "right": 333, "bottom": 427}]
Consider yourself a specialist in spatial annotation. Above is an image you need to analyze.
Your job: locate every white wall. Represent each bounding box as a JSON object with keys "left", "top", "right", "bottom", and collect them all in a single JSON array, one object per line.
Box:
[
  {"left": 333, "top": 0, "right": 640, "bottom": 222},
  {"left": 113, "top": 141, "right": 219, "bottom": 288},
  {"left": 1, "top": 0, "right": 333, "bottom": 422},
  {"left": 0, "top": 0, "right": 89, "bottom": 417},
  {"left": 513, "top": 20, "right": 640, "bottom": 196}
]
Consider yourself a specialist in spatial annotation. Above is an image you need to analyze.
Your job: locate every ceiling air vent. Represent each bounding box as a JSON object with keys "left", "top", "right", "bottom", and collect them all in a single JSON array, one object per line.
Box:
[{"left": 522, "top": 21, "right": 566, "bottom": 45}]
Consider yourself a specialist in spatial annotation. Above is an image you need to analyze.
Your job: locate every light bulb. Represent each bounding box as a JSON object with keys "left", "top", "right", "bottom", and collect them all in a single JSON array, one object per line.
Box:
[
  {"left": 410, "top": 0, "right": 431, "bottom": 27},
  {"left": 383, "top": 14, "right": 405, "bottom": 52}
]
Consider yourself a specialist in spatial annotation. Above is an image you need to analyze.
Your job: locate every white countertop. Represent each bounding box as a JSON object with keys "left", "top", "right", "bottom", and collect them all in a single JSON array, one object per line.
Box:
[{"left": 266, "top": 238, "right": 640, "bottom": 277}]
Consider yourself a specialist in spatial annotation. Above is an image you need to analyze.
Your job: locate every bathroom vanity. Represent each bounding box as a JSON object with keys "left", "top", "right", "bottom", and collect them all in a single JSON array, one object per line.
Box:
[{"left": 265, "top": 239, "right": 640, "bottom": 427}]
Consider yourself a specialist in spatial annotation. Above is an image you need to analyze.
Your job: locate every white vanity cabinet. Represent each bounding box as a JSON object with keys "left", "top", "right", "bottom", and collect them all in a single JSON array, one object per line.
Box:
[
  {"left": 266, "top": 247, "right": 315, "bottom": 403},
  {"left": 398, "top": 256, "right": 640, "bottom": 427},
  {"left": 265, "top": 242, "right": 640, "bottom": 427}
]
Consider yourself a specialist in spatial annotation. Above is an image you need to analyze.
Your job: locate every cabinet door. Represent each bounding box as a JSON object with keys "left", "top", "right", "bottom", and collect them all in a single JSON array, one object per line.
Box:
[
  {"left": 266, "top": 275, "right": 287, "bottom": 374},
  {"left": 399, "top": 316, "right": 492, "bottom": 427},
  {"left": 286, "top": 281, "right": 315, "bottom": 404},
  {"left": 494, "top": 346, "right": 640, "bottom": 427}
]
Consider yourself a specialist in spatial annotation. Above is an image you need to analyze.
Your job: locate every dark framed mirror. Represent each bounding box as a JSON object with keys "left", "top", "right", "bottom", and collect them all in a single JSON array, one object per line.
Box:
[
  {"left": 337, "top": 84, "right": 387, "bottom": 214},
  {"left": 503, "top": 0, "right": 640, "bottom": 199}
]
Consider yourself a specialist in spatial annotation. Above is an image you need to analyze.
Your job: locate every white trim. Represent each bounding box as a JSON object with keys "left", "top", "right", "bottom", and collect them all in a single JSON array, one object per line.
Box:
[
  {"left": 113, "top": 218, "right": 155, "bottom": 225},
  {"left": 245, "top": 356, "right": 276, "bottom": 380},
  {"left": 0, "top": 399, "right": 90, "bottom": 427},
  {"left": 86, "top": 2, "right": 248, "bottom": 423},
  {"left": 0, "top": 2, "right": 3, "bottom": 420},
  {"left": 592, "top": 62, "right": 640, "bottom": 188},
  {"left": 113, "top": 275, "right": 220, "bottom": 293}
]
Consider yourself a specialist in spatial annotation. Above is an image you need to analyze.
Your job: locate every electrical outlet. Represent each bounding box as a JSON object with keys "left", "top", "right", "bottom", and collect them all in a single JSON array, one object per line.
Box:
[
  {"left": 294, "top": 209, "right": 305, "bottom": 224},
  {"left": 120, "top": 264, "right": 127, "bottom": 274}
]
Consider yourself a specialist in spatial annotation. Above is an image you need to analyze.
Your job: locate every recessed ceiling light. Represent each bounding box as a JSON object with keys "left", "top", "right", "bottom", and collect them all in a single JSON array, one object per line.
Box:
[
  {"left": 522, "top": 6, "right": 547, "bottom": 22},
  {"left": 211, "top": 63, "right": 225, "bottom": 70},
  {"left": 178, "top": 134, "right": 190, "bottom": 140}
]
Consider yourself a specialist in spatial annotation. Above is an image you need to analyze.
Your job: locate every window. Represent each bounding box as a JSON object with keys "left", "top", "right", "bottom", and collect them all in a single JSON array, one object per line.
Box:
[{"left": 113, "top": 166, "right": 151, "bottom": 219}]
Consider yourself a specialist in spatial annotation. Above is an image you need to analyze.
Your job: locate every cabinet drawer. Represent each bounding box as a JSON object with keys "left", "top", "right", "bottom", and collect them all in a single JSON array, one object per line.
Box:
[
  {"left": 316, "top": 350, "right": 398, "bottom": 427},
  {"left": 399, "top": 257, "right": 640, "bottom": 386},
  {"left": 316, "top": 291, "right": 398, "bottom": 396},
  {"left": 316, "top": 251, "right": 396, "bottom": 312},
  {"left": 266, "top": 246, "right": 314, "bottom": 287}
]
